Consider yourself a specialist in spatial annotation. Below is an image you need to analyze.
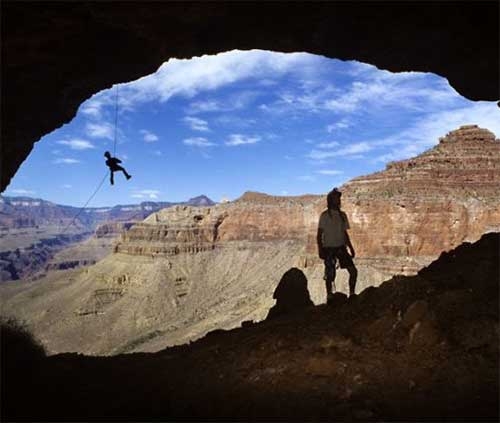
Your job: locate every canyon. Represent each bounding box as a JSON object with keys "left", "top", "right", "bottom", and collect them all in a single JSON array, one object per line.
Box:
[
  {"left": 0, "top": 125, "right": 498, "bottom": 356},
  {"left": 0, "top": 195, "right": 214, "bottom": 281}
]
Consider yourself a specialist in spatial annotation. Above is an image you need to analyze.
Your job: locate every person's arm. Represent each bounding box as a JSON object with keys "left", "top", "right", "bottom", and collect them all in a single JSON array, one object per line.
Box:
[
  {"left": 345, "top": 230, "right": 355, "bottom": 258},
  {"left": 115, "top": 158, "right": 122, "bottom": 164},
  {"left": 317, "top": 227, "right": 325, "bottom": 259}
]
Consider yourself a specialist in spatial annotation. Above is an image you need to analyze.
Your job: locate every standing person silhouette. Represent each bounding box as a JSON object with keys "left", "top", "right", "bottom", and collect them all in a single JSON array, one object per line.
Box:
[
  {"left": 104, "top": 151, "right": 131, "bottom": 185},
  {"left": 317, "top": 188, "right": 358, "bottom": 301}
]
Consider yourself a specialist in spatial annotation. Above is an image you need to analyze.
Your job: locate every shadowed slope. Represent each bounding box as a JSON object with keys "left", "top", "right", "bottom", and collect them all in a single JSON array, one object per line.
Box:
[{"left": 2, "top": 233, "right": 498, "bottom": 421}]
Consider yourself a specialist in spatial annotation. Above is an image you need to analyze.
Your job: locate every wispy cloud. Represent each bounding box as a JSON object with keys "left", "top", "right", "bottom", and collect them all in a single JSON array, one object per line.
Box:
[
  {"left": 80, "top": 98, "right": 104, "bottom": 119},
  {"left": 372, "top": 102, "right": 500, "bottom": 163},
  {"left": 308, "top": 142, "right": 373, "bottom": 160},
  {"left": 8, "top": 188, "right": 35, "bottom": 195},
  {"left": 225, "top": 134, "right": 261, "bottom": 146},
  {"left": 56, "top": 138, "right": 95, "bottom": 150},
  {"left": 53, "top": 158, "right": 81, "bottom": 164},
  {"left": 86, "top": 122, "right": 114, "bottom": 140},
  {"left": 326, "top": 119, "right": 351, "bottom": 133},
  {"left": 324, "top": 70, "right": 460, "bottom": 114},
  {"left": 61, "top": 184, "right": 73, "bottom": 189},
  {"left": 316, "top": 141, "right": 340, "bottom": 149},
  {"left": 183, "top": 137, "right": 215, "bottom": 147},
  {"left": 316, "top": 169, "right": 344, "bottom": 176},
  {"left": 131, "top": 189, "right": 161, "bottom": 200},
  {"left": 187, "top": 91, "right": 263, "bottom": 115},
  {"left": 117, "top": 50, "right": 320, "bottom": 108},
  {"left": 183, "top": 116, "right": 210, "bottom": 132},
  {"left": 140, "top": 129, "right": 159, "bottom": 143}
]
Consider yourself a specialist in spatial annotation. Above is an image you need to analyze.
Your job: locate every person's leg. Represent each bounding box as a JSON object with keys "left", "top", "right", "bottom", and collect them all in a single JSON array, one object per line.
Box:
[
  {"left": 324, "top": 250, "right": 336, "bottom": 299},
  {"left": 347, "top": 265, "right": 358, "bottom": 296},
  {"left": 116, "top": 165, "right": 131, "bottom": 179},
  {"left": 110, "top": 171, "right": 114, "bottom": 185}
]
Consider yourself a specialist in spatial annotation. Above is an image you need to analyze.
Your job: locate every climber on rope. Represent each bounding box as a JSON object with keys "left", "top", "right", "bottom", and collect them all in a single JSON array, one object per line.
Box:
[
  {"left": 104, "top": 151, "right": 131, "bottom": 185},
  {"left": 317, "top": 187, "right": 358, "bottom": 302}
]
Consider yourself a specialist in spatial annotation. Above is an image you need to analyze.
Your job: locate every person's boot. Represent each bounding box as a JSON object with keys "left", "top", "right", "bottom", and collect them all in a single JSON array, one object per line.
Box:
[{"left": 126, "top": 174, "right": 132, "bottom": 180}]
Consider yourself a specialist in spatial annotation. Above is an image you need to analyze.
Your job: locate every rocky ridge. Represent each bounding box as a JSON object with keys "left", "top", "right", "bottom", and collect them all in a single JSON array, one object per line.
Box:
[{"left": 3, "top": 233, "right": 498, "bottom": 421}]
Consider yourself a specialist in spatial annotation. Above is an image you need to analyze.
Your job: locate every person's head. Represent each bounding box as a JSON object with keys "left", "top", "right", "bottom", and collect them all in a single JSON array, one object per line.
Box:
[
  {"left": 327, "top": 188, "right": 342, "bottom": 209},
  {"left": 104, "top": 151, "right": 111, "bottom": 158}
]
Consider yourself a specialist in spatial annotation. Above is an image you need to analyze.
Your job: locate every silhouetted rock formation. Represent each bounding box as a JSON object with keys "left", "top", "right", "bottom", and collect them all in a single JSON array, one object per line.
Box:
[
  {"left": 267, "top": 268, "right": 313, "bottom": 319},
  {"left": 2, "top": 234, "right": 498, "bottom": 421}
]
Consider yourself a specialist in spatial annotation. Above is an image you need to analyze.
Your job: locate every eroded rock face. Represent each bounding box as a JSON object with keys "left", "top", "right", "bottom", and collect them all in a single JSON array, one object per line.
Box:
[
  {"left": 340, "top": 125, "right": 500, "bottom": 273},
  {"left": 116, "top": 125, "right": 500, "bottom": 277}
]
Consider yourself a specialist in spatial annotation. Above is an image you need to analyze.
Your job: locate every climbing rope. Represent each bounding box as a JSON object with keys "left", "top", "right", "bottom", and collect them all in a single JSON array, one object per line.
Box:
[
  {"left": 61, "top": 85, "right": 120, "bottom": 234},
  {"left": 113, "top": 85, "right": 119, "bottom": 155},
  {"left": 61, "top": 173, "right": 108, "bottom": 234}
]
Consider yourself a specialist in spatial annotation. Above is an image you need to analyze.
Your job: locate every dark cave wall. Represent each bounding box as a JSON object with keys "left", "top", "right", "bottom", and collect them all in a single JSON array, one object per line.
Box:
[{"left": 2, "top": 1, "right": 499, "bottom": 191}]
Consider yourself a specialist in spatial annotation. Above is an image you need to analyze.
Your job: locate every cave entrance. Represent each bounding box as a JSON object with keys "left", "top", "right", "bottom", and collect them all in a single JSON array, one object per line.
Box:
[{"left": 4, "top": 49, "right": 499, "bottom": 211}]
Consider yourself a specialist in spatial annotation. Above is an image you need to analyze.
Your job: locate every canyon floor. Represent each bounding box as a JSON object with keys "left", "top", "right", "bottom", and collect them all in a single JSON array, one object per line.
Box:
[{"left": 3, "top": 233, "right": 498, "bottom": 421}]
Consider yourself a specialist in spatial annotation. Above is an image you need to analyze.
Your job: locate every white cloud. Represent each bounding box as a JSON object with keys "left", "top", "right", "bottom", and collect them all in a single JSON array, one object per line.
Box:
[
  {"left": 61, "top": 184, "right": 73, "bottom": 189},
  {"left": 188, "top": 100, "right": 221, "bottom": 114},
  {"left": 308, "top": 142, "right": 373, "bottom": 160},
  {"left": 326, "top": 119, "right": 351, "bottom": 133},
  {"left": 316, "top": 170, "right": 344, "bottom": 176},
  {"left": 53, "top": 158, "right": 80, "bottom": 164},
  {"left": 86, "top": 122, "right": 114, "bottom": 140},
  {"left": 317, "top": 141, "right": 340, "bottom": 149},
  {"left": 183, "top": 116, "right": 210, "bottom": 132},
  {"left": 131, "top": 189, "right": 161, "bottom": 200},
  {"left": 80, "top": 98, "right": 104, "bottom": 119},
  {"left": 183, "top": 137, "right": 215, "bottom": 147},
  {"left": 187, "top": 91, "right": 262, "bottom": 115},
  {"left": 8, "top": 188, "right": 35, "bottom": 195},
  {"left": 225, "top": 134, "right": 261, "bottom": 146},
  {"left": 372, "top": 102, "right": 500, "bottom": 163},
  {"left": 115, "top": 50, "right": 321, "bottom": 108},
  {"left": 324, "top": 71, "right": 459, "bottom": 114},
  {"left": 56, "top": 138, "right": 95, "bottom": 150},
  {"left": 140, "top": 129, "right": 159, "bottom": 142}
]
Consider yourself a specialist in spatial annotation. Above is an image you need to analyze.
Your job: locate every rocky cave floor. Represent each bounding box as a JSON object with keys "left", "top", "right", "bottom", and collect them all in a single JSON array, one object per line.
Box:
[{"left": 2, "top": 233, "right": 499, "bottom": 422}]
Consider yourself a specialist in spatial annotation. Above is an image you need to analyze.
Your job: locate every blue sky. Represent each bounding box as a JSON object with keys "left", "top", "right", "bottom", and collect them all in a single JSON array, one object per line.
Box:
[{"left": 3, "top": 50, "right": 499, "bottom": 207}]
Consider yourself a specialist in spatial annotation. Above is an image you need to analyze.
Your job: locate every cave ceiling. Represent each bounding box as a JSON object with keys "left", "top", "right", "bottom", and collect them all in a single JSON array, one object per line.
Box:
[{"left": 1, "top": 1, "right": 499, "bottom": 191}]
